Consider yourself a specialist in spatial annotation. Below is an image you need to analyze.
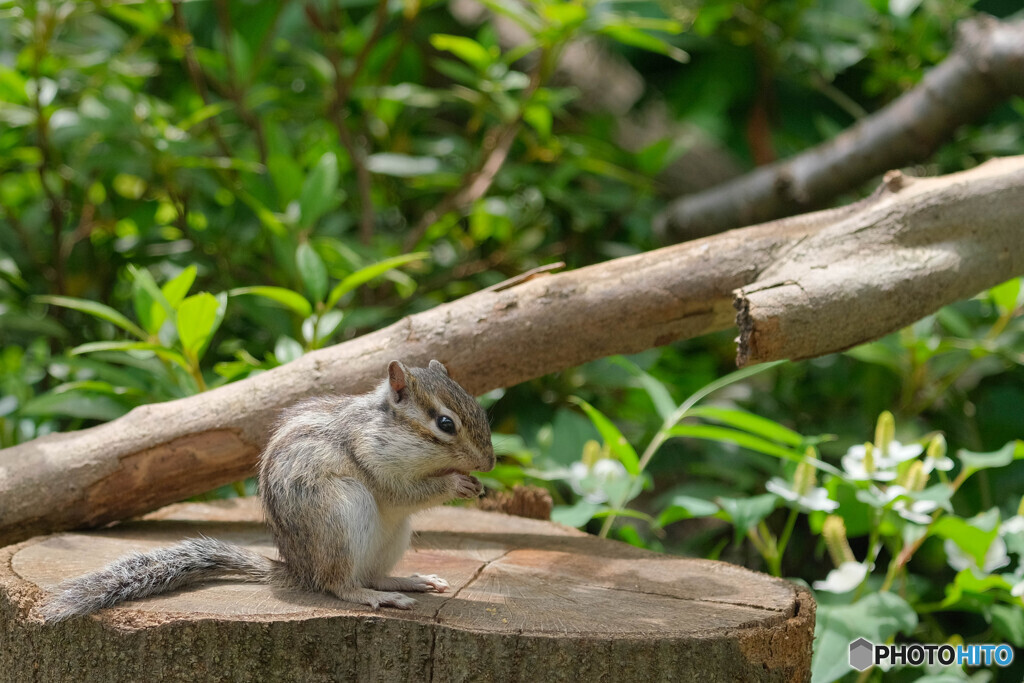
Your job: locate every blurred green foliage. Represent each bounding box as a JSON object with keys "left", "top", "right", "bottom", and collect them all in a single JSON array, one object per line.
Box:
[{"left": 1, "top": 1, "right": 1023, "bottom": 680}]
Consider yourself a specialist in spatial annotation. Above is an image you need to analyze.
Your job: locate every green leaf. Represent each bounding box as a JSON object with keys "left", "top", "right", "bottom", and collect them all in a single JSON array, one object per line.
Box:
[
  {"left": 68, "top": 341, "right": 190, "bottom": 371},
  {"left": 128, "top": 265, "right": 176, "bottom": 337},
  {"left": 429, "top": 34, "right": 495, "bottom": 71},
  {"left": 523, "top": 104, "right": 552, "bottom": 139},
  {"left": 685, "top": 406, "right": 806, "bottom": 448},
  {"left": 812, "top": 593, "right": 917, "bottom": 683},
  {"left": 991, "top": 604, "right": 1024, "bottom": 647},
  {"left": 236, "top": 188, "right": 287, "bottom": 236},
  {"left": 298, "top": 152, "right": 340, "bottom": 229},
  {"left": 957, "top": 441, "right": 1023, "bottom": 479},
  {"left": 568, "top": 397, "right": 640, "bottom": 475},
  {"left": 591, "top": 507, "right": 656, "bottom": 525},
  {"left": 474, "top": 0, "right": 541, "bottom": 32},
  {"left": 178, "top": 101, "right": 232, "bottom": 131},
  {"left": 162, "top": 266, "right": 198, "bottom": 308},
  {"left": 274, "top": 336, "right": 304, "bottom": 364},
  {"left": 176, "top": 292, "right": 225, "bottom": 361},
  {"left": 366, "top": 153, "right": 441, "bottom": 177},
  {"left": 598, "top": 25, "right": 688, "bottom": 62},
  {"left": 671, "top": 360, "right": 786, "bottom": 424},
  {"left": 539, "top": 2, "right": 586, "bottom": 29},
  {"left": 666, "top": 424, "right": 807, "bottom": 464},
  {"left": 132, "top": 273, "right": 164, "bottom": 337},
  {"left": 36, "top": 295, "right": 147, "bottom": 340},
  {"left": 609, "top": 356, "right": 676, "bottom": 422},
  {"left": 989, "top": 277, "right": 1021, "bottom": 314},
  {"left": 657, "top": 495, "right": 720, "bottom": 527},
  {"left": 20, "top": 390, "right": 131, "bottom": 421},
  {"left": 716, "top": 494, "right": 778, "bottom": 536},
  {"left": 325, "top": 252, "right": 428, "bottom": 310},
  {"left": 296, "top": 243, "right": 329, "bottom": 304},
  {"left": 312, "top": 310, "right": 345, "bottom": 346},
  {"left": 952, "top": 567, "right": 1011, "bottom": 594},
  {"left": 551, "top": 500, "right": 605, "bottom": 528},
  {"left": 268, "top": 153, "right": 303, "bottom": 205},
  {"left": 229, "top": 286, "right": 313, "bottom": 318},
  {"left": 932, "top": 516, "right": 1000, "bottom": 568}
]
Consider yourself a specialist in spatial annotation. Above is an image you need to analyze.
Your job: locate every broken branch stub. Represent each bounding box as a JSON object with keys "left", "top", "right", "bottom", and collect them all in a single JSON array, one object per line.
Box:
[{"left": 735, "top": 158, "right": 1024, "bottom": 365}]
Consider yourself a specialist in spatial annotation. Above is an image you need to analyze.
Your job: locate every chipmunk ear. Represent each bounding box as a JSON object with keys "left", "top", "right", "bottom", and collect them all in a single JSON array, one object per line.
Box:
[
  {"left": 428, "top": 359, "right": 449, "bottom": 376},
  {"left": 387, "top": 361, "right": 409, "bottom": 400}
]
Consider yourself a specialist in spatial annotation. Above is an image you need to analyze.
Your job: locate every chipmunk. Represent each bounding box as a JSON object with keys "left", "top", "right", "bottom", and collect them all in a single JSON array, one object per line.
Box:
[{"left": 40, "top": 360, "right": 494, "bottom": 621}]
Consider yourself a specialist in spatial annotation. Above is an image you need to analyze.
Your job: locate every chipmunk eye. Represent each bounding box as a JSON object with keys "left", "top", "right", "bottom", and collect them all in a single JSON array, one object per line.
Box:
[{"left": 436, "top": 415, "right": 456, "bottom": 434}]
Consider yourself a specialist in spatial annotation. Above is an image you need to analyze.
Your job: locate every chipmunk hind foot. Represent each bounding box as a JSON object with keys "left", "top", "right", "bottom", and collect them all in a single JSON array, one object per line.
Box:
[{"left": 333, "top": 586, "right": 418, "bottom": 610}]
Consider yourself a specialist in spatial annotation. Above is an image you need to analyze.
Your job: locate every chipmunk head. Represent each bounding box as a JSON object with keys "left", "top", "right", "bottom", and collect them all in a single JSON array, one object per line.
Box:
[{"left": 385, "top": 359, "right": 495, "bottom": 475}]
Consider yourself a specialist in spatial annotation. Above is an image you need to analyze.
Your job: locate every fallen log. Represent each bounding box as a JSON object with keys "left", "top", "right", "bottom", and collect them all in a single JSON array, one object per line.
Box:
[{"left": 1, "top": 156, "right": 1022, "bottom": 546}]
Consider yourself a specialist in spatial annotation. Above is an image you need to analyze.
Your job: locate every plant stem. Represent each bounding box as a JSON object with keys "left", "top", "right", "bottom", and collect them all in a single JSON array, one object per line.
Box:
[
  {"left": 773, "top": 507, "right": 800, "bottom": 576},
  {"left": 599, "top": 361, "right": 785, "bottom": 537}
]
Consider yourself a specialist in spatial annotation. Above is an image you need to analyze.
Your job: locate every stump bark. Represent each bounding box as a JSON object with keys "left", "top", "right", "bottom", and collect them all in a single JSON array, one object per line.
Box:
[{"left": 0, "top": 499, "right": 814, "bottom": 682}]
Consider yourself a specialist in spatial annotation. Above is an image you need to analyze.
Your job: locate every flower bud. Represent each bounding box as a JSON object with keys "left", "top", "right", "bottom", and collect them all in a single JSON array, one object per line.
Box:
[
  {"left": 863, "top": 442, "right": 875, "bottom": 474},
  {"left": 875, "top": 411, "right": 895, "bottom": 457},
  {"left": 823, "top": 515, "right": 856, "bottom": 568},
  {"left": 794, "top": 460, "right": 817, "bottom": 497},
  {"left": 926, "top": 434, "right": 947, "bottom": 462},
  {"left": 899, "top": 460, "right": 926, "bottom": 492}
]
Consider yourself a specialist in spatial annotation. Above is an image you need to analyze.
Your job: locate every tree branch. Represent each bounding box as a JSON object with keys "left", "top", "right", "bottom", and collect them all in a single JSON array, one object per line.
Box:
[
  {"left": 308, "top": 0, "right": 390, "bottom": 245},
  {"left": 170, "top": 0, "right": 235, "bottom": 161},
  {"left": 734, "top": 159, "right": 1024, "bottom": 365},
  {"left": 403, "top": 55, "right": 547, "bottom": 251},
  {"left": 214, "top": 0, "right": 268, "bottom": 165},
  {"left": 1, "top": 156, "right": 1022, "bottom": 546},
  {"left": 656, "top": 15, "right": 1024, "bottom": 242}
]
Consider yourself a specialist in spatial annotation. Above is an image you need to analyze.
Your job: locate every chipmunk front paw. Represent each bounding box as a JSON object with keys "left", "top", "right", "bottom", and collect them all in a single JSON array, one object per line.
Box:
[{"left": 453, "top": 473, "right": 483, "bottom": 499}]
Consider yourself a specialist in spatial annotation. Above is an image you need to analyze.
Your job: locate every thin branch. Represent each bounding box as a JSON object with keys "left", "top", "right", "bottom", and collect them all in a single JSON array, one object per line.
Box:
[
  {"left": 403, "top": 55, "right": 549, "bottom": 251},
  {"left": 656, "top": 16, "right": 1024, "bottom": 242},
  {"left": 30, "top": 8, "right": 68, "bottom": 295},
  {"left": 309, "top": 0, "right": 389, "bottom": 245},
  {"left": 214, "top": 0, "right": 268, "bottom": 164},
  {"left": 170, "top": 0, "right": 234, "bottom": 161}
]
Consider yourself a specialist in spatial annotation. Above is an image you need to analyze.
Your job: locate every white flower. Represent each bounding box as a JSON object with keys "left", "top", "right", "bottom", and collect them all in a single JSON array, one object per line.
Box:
[
  {"left": 567, "top": 459, "right": 628, "bottom": 504},
  {"left": 1000, "top": 515, "right": 1024, "bottom": 535},
  {"left": 842, "top": 455, "right": 897, "bottom": 481},
  {"left": 922, "top": 453, "right": 954, "bottom": 474},
  {"left": 813, "top": 561, "right": 869, "bottom": 593},
  {"left": 841, "top": 441, "right": 922, "bottom": 481},
  {"left": 893, "top": 497, "right": 939, "bottom": 524},
  {"left": 766, "top": 477, "right": 839, "bottom": 512},
  {"left": 1012, "top": 580, "right": 1024, "bottom": 598},
  {"left": 944, "top": 537, "right": 1011, "bottom": 573}
]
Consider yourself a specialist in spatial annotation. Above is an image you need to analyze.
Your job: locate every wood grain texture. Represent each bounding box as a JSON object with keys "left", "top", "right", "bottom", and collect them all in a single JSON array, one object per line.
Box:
[{"left": 1, "top": 500, "right": 813, "bottom": 682}]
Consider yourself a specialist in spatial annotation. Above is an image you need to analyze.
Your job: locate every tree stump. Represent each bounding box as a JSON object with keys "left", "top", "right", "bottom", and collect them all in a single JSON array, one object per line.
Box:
[{"left": 0, "top": 499, "right": 814, "bottom": 682}]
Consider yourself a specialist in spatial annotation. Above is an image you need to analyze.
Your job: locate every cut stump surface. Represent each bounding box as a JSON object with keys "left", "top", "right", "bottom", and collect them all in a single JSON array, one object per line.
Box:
[{"left": 1, "top": 499, "right": 814, "bottom": 682}]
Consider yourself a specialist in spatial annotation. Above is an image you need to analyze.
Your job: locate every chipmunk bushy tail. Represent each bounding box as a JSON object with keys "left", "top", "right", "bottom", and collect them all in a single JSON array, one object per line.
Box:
[{"left": 39, "top": 537, "right": 282, "bottom": 622}]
